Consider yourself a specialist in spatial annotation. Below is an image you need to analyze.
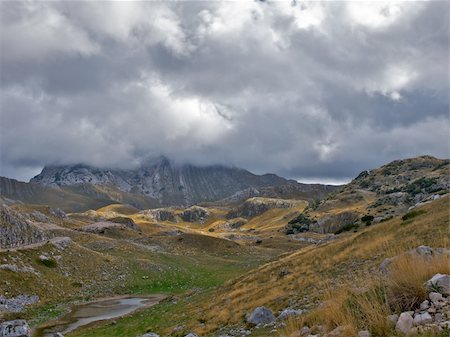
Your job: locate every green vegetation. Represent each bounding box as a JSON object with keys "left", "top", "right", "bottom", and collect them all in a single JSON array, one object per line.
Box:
[
  {"left": 36, "top": 257, "right": 57, "bottom": 268},
  {"left": 402, "top": 209, "right": 426, "bottom": 221},
  {"left": 361, "top": 214, "right": 374, "bottom": 225}
]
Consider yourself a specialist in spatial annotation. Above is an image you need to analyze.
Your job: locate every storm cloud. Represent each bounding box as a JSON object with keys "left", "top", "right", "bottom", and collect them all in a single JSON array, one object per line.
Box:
[{"left": 0, "top": 1, "right": 449, "bottom": 183}]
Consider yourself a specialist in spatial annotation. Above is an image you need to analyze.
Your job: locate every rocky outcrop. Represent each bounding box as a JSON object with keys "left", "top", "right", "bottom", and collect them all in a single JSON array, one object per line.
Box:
[
  {"left": 227, "top": 198, "right": 298, "bottom": 219},
  {"left": 309, "top": 212, "right": 359, "bottom": 234},
  {"left": 0, "top": 295, "right": 39, "bottom": 313},
  {"left": 0, "top": 320, "right": 30, "bottom": 337},
  {"left": 0, "top": 205, "right": 48, "bottom": 249},
  {"left": 220, "top": 218, "right": 248, "bottom": 230},
  {"left": 141, "top": 209, "right": 177, "bottom": 222},
  {"left": 80, "top": 220, "right": 140, "bottom": 234},
  {"left": 180, "top": 206, "right": 209, "bottom": 223}
]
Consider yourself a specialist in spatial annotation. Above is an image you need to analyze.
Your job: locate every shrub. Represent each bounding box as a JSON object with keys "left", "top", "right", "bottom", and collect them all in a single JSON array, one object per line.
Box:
[
  {"left": 361, "top": 215, "right": 374, "bottom": 226},
  {"left": 37, "top": 257, "right": 57, "bottom": 268},
  {"left": 402, "top": 210, "right": 426, "bottom": 221}
]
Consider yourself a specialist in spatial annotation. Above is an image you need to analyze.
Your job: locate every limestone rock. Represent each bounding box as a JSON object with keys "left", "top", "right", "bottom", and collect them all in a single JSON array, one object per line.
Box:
[
  {"left": 246, "top": 306, "right": 276, "bottom": 325},
  {"left": 396, "top": 312, "right": 414, "bottom": 335},
  {"left": 413, "top": 312, "right": 433, "bottom": 326},
  {"left": 426, "top": 274, "right": 450, "bottom": 295},
  {"left": 0, "top": 320, "right": 30, "bottom": 337}
]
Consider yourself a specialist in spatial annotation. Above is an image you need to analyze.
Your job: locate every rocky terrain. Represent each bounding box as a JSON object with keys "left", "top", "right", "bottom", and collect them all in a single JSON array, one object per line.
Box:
[
  {"left": 285, "top": 156, "right": 449, "bottom": 235},
  {"left": 29, "top": 156, "right": 336, "bottom": 207},
  {"left": 0, "top": 155, "right": 448, "bottom": 337}
]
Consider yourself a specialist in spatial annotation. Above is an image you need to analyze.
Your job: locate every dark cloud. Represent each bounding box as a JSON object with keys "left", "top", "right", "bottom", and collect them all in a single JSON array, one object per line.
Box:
[{"left": 0, "top": 1, "right": 448, "bottom": 183}]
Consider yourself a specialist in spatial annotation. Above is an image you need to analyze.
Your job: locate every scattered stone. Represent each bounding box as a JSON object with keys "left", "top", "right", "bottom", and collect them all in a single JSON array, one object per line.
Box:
[
  {"left": 299, "top": 326, "right": 311, "bottom": 336},
  {"left": 137, "top": 333, "right": 159, "bottom": 337},
  {"left": 419, "top": 300, "right": 430, "bottom": 310},
  {"left": 51, "top": 237, "right": 72, "bottom": 250},
  {"left": 396, "top": 312, "right": 414, "bottom": 335},
  {"left": 53, "top": 333, "right": 65, "bottom": 337},
  {"left": 246, "top": 306, "right": 276, "bottom": 325},
  {"left": 429, "top": 292, "right": 444, "bottom": 304},
  {"left": 278, "top": 308, "right": 303, "bottom": 320},
  {"left": 0, "top": 320, "right": 30, "bottom": 337},
  {"left": 426, "top": 274, "right": 450, "bottom": 295},
  {"left": 0, "top": 264, "right": 36, "bottom": 274},
  {"left": 413, "top": 312, "right": 433, "bottom": 326},
  {"left": 0, "top": 294, "right": 39, "bottom": 313},
  {"left": 184, "top": 334, "right": 198, "bottom": 337}
]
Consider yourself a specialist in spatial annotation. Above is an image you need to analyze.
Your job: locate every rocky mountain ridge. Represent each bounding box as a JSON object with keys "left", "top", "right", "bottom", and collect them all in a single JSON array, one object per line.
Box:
[{"left": 29, "top": 157, "right": 334, "bottom": 206}]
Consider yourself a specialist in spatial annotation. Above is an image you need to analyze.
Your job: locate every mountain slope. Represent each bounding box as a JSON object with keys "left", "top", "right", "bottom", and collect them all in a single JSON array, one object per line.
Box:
[
  {"left": 0, "top": 176, "right": 159, "bottom": 212},
  {"left": 30, "top": 157, "right": 326, "bottom": 206}
]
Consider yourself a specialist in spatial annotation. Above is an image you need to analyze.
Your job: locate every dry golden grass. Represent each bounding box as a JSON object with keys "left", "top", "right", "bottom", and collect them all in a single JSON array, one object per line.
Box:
[
  {"left": 386, "top": 252, "right": 450, "bottom": 311},
  {"left": 189, "top": 196, "right": 449, "bottom": 335}
]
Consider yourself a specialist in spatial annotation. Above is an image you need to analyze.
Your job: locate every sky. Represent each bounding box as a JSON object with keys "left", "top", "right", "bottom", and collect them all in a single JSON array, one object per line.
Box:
[{"left": 0, "top": 1, "right": 449, "bottom": 184}]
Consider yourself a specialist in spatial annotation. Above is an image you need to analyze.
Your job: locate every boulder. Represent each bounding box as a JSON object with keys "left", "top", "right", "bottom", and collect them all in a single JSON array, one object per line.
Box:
[
  {"left": 246, "top": 306, "right": 276, "bottom": 325},
  {"left": 395, "top": 312, "right": 414, "bottom": 335},
  {"left": 426, "top": 274, "right": 450, "bottom": 295},
  {"left": 413, "top": 312, "right": 432, "bottom": 326},
  {"left": 138, "top": 333, "right": 159, "bottom": 337},
  {"left": 0, "top": 320, "right": 30, "bottom": 337}
]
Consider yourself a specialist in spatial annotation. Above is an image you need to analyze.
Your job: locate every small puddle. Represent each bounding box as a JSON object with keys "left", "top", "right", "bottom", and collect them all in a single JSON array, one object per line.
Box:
[{"left": 34, "top": 295, "right": 165, "bottom": 337}]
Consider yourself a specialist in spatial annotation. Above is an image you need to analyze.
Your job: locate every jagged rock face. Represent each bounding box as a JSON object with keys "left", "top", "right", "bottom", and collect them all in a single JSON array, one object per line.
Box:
[
  {"left": 140, "top": 209, "right": 177, "bottom": 222},
  {"left": 180, "top": 206, "right": 210, "bottom": 222},
  {"left": 309, "top": 211, "right": 360, "bottom": 234},
  {"left": 0, "top": 206, "right": 48, "bottom": 249},
  {"left": 30, "top": 157, "right": 292, "bottom": 206}
]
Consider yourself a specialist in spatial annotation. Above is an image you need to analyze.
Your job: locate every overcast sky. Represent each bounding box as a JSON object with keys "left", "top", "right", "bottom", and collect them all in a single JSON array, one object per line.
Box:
[{"left": 0, "top": 1, "right": 449, "bottom": 184}]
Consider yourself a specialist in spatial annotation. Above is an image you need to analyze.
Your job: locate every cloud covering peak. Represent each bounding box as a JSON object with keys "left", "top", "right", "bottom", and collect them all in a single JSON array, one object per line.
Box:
[{"left": 1, "top": 1, "right": 448, "bottom": 182}]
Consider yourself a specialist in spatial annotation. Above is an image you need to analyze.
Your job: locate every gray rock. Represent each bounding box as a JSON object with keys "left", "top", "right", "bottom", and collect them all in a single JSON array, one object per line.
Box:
[
  {"left": 415, "top": 245, "right": 433, "bottom": 257},
  {"left": 0, "top": 320, "right": 30, "bottom": 337},
  {"left": 413, "top": 312, "right": 433, "bottom": 326},
  {"left": 395, "top": 312, "right": 413, "bottom": 335},
  {"left": 0, "top": 294, "right": 39, "bottom": 313},
  {"left": 184, "top": 334, "right": 198, "bottom": 337},
  {"left": 278, "top": 308, "right": 303, "bottom": 320},
  {"left": 426, "top": 274, "right": 450, "bottom": 295},
  {"left": 419, "top": 300, "right": 430, "bottom": 310},
  {"left": 0, "top": 205, "right": 49, "bottom": 249},
  {"left": 51, "top": 237, "right": 72, "bottom": 250},
  {"left": 53, "top": 333, "right": 65, "bottom": 337},
  {"left": 358, "top": 331, "right": 371, "bottom": 337},
  {"left": 429, "top": 292, "right": 444, "bottom": 304},
  {"left": 246, "top": 306, "right": 276, "bottom": 325},
  {"left": 299, "top": 326, "right": 311, "bottom": 336},
  {"left": 180, "top": 206, "right": 209, "bottom": 223},
  {"left": 137, "top": 333, "right": 159, "bottom": 337}
]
